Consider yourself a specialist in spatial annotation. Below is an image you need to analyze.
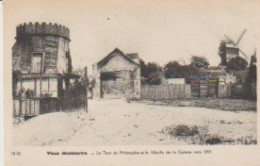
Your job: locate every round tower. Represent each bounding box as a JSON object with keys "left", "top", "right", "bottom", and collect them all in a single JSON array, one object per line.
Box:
[{"left": 12, "top": 22, "right": 71, "bottom": 74}]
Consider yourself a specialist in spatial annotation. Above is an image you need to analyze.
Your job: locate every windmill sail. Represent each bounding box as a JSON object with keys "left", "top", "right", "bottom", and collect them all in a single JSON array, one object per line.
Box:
[
  {"left": 224, "top": 35, "right": 235, "bottom": 45},
  {"left": 239, "top": 49, "right": 249, "bottom": 60},
  {"left": 235, "top": 29, "right": 247, "bottom": 46}
]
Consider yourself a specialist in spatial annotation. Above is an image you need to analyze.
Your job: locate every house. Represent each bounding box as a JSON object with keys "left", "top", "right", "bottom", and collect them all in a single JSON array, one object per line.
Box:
[
  {"left": 12, "top": 22, "right": 82, "bottom": 116},
  {"left": 92, "top": 48, "right": 141, "bottom": 99}
]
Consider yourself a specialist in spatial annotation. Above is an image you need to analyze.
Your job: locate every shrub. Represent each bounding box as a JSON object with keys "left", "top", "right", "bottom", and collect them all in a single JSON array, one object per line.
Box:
[
  {"left": 169, "top": 125, "right": 199, "bottom": 137},
  {"left": 190, "top": 126, "right": 199, "bottom": 135},
  {"left": 205, "top": 136, "right": 222, "bottom": 145}
]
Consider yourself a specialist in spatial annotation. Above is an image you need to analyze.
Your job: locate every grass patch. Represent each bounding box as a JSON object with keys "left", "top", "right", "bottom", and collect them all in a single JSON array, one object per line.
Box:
[
  {"left": 165, "top": 125, "right": 257, "bottom": 145},
  {"left": 139, "top": 98, "right": 256, "bottom": 112},
  {"left": 168, "top": 124, "right": 199, "bottom": 137},
  {"left": 192, "top": 99, "right": 256, "bottom": 112}
]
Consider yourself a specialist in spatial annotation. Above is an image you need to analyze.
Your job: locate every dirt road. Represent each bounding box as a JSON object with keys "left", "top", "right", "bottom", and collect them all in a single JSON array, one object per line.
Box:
[{"left": 51, "top": 99, "right": 256, "bottom": 146}]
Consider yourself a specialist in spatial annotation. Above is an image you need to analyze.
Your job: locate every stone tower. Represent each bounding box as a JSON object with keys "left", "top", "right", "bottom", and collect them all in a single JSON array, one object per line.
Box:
[{"left": 12, "top": 22, "right": 71, "bottom": 74}]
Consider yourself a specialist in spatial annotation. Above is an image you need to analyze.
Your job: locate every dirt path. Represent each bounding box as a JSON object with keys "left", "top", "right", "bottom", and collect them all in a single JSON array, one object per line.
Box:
[{"left": 52, "top": 99, "right": 256, "bottom": 146}]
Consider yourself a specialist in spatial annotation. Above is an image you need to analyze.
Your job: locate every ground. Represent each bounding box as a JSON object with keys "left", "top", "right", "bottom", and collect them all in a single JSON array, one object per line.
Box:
[{"left": 13, "top": 99, "right": 257, "bottom": 146}]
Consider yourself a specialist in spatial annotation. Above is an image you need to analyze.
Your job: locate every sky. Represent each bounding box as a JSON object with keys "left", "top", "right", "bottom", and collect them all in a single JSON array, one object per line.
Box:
[{"left": 3, "top": 0, "right": 260, "bottom": 73}]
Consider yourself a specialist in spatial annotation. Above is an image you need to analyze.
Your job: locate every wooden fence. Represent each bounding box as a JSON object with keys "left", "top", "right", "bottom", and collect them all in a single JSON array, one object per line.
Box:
[
  {"left": 190, "top": 78, "right": 218, "bottom": 98},
  {"left": 13, "top": 98, "right": 60, "bottom": 117},
  {"left": 13, "top": 99, "right": 41, "bottom": 116},
  {"left": 13, "top": 82, "right": 87, "bottom": 117},
  {"left": 13, "top": 77, "right": 88, "bottom": 117},
  {"left": 140, "top": 84, "right": 191, "bottom": 100}
]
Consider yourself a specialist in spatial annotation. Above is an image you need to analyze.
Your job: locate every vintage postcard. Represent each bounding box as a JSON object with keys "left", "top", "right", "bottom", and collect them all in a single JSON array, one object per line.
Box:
[{"left": 3, "top": 0, "right": 260, "bottom": 165}]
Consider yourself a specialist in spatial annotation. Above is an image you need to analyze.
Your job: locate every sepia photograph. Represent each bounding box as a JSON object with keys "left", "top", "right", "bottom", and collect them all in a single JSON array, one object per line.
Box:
[{"left": 2, "top": 0, "right": 260, "bottom": 165}]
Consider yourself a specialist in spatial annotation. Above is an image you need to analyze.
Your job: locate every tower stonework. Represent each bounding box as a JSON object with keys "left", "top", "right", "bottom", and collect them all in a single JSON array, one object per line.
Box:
[{"left": 12, "top": 22, "right": 71, "bottom": 74}]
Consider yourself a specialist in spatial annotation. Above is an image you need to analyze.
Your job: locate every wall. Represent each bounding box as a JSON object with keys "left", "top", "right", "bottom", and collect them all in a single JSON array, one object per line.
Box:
[
  {"left": 93, "top": 53, "right": 141, "bottom": 99},
  {"left": 101, "top": 55, "right": 137, "bottom": 72},
  {"left": 226, "top": 47, "right": 239, "bottom": 62},
  {"left": 92, "top": 63, "right": 101, "bottom": 98},
  {"left": 57, "top": 37, "right": 69, "bottom": 73},
  {"left": 134, "top": 67, "right": 141, "bottom": 98},
  {"left": 12, "top": 38, "right": 32, "bottom": 71}
]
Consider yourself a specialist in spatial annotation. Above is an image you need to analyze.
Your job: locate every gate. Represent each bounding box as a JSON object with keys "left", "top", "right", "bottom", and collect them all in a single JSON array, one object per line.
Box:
[{"left": 59, "top": 81, "right": 88, "bottom": 111}]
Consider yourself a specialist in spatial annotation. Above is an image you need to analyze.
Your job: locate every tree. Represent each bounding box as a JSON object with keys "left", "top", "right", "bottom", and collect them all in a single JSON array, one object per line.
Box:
[
  {"left": 148, "top": 72, "right": 162, "bottom": 85},
  {"left": 164, "top": 61, "right": 184, "bottom": 78},
  {"left": 244, "top": 54, "right": 257, "bottom": 100},
  {"left": 248, "top": 54, "right": 257, "bottom": 81},
  {"left": 145, "top": 62, "right": 162, "bottom": 85},
  {"left": 191, "top": 55, "right": 209, "bottom": 68},
  {"left": 140, "top": 60, "right": 162, "bottom": 85},
  {"left": 218, "top": 40, "right": 227, "bottom": 66},
  {"left": 226, "top": 56, "right": 248, "bottom": 71},
  {"left": 164, "top": 61, "right": 200, "bottom": 78},
  {"left": 140, "top": 59, "right": 146, "bottom": 79},
  {"left": 183, "top": 64, "right": 200, "bottom": 77}
]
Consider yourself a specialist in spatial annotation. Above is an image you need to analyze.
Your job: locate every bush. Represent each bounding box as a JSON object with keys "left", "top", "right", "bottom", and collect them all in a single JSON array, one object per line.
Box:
[
  {"left": 205, "top": 136, "right": 223, "bottom": 145},
  {"left": 169, "top": 125, "right": 199, "bottom": 136}
]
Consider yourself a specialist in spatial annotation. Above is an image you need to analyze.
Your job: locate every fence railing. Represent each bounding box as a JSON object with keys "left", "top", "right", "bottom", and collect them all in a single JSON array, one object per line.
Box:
[
  {"left": 13, "top": 82, "right": 87, "bottom": 117},
  {"left": 13, "top": 97, "right": 60, "bottom": 116},
  {"left": 140, "top": 84, "right": 191, "bottom": 100},
  {"left": 13, "top": 98, "right": 41, "bottom": 116}
]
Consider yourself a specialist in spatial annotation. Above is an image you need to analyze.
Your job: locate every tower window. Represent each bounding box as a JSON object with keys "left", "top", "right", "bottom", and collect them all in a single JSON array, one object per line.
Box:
[{"left": 32, "top": 53, "right": 43, "bottom": 73}]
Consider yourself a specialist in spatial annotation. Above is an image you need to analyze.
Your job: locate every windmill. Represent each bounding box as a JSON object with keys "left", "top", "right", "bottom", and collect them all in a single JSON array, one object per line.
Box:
[{"left": 224, "top": 29, "right": 249, "bottom": 62}]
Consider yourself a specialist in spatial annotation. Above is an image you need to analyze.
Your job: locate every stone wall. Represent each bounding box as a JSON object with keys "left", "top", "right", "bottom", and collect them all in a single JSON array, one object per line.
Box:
[{"left": 100, "top": 53, "right": 137, "bottom": 72}]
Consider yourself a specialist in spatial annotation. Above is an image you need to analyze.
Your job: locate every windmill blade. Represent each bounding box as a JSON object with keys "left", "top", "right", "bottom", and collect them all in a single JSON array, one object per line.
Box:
[
  {"left": 239, "top": 49, "right": 249, "bottom": 60},
  {"left": 235, "top": 29, "right": 247, "bottom": 46},
  {"left": 224, "top": 35, "right": 235, "bottom": 45}
]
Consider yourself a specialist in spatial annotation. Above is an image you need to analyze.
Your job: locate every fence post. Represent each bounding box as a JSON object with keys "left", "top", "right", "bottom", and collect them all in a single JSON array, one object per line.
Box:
[
  {"left": 198, "top": 78, "right": 200, "bottom": 98},
  {"left": 216, "top": 78, "right": 219, "bottom": 97},
  {"left": 206, "top": 77, "right": 209, "bottom": 97},
  {"left": 19, "top": 99, "right": 22, "bottom": 116}
]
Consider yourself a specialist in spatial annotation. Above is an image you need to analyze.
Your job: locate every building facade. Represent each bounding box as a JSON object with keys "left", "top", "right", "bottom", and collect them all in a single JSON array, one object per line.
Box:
[
  {"left": 225, "top": 44, "right": 240, "bottom": 62},
  {"left": 92, "top": 48, "right": 141, "bottom": 99},
  {"left": 12, "top": 22, "right": 75, "bottom": 98}
]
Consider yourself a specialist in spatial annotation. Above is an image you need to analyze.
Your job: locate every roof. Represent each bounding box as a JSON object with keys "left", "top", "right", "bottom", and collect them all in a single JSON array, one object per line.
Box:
[
  {"left": 97, "top": 48, "right": 140, "bottom": 67},
  {"left": 126, "top": 53, "right": 139, "bottom": 59}
]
